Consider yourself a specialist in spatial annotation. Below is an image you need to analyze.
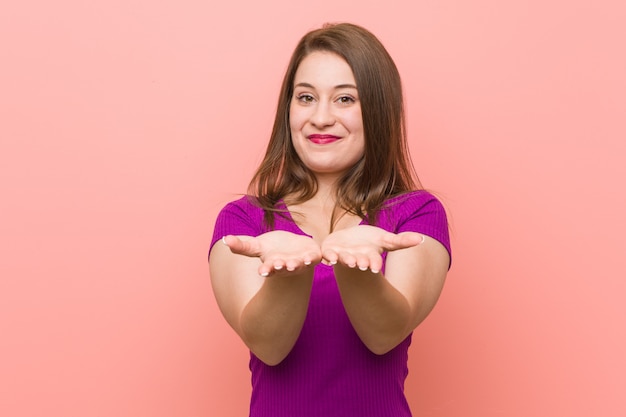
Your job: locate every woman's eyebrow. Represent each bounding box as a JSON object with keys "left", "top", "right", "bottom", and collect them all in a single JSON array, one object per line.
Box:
[
  {"left": 294, "top": 82, "right": 357, "bottom": 89},
  {"left": 335, "top": 83, "right": 358, "bottom": 89}
]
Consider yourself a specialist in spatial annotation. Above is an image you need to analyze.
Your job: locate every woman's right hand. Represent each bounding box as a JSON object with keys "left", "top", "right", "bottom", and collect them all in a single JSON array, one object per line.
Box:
[{"left": 222, "top": 231, "right": 322, "bottom": 277}]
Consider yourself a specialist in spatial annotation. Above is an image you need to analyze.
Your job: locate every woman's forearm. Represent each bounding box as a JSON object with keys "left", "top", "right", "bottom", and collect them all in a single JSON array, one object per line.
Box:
[
  {"left": 333, "top": 265, "right": 414, "bottom": 355},
  {"left": 239, "top": 268, "right": 315, "bottom": 365}
]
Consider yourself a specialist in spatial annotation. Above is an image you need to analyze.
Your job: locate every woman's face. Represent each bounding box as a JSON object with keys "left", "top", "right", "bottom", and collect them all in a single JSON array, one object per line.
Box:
[{"left": 289, "top": 51, "right": 365, "bottom": 180}]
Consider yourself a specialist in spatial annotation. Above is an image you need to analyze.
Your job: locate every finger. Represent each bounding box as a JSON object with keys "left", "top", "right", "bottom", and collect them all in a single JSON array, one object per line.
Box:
[
  {"left": 353, "top": 250, "right": 383, "bottom": 272},
  {"left": 355, "top": 254, "right": 370, "bottom": 271},
  {"left": 321, "top": 249, "right": 339, "bottom": 265},
  {"left": 257, "top": 257, "right": 287, "bottom": 276},
  {"left": 221, "top": 235, "right": 238, "bottom": 248},
  {"left": 302, "top": 250, "right": 320, "bottom": 266},
  {"left": 272, "top": 259, "right": 286, "bottom": 271},
  {"left": 338, "top": 251, "right": 357, "bottom": 268},
  {"left": 223, "top": 235, "right": 262, "bottom": 257},
  {"left": 258, "top": 263, "right": 272, "bottom": 277},
  {"left": 309, "top": 249, "right": 323, "bottom": 264},
  {"left": 285, "top": 258, "right": 302, "bottom": 272},
  {"left": 341, "top": 251, "right": 381, "bottom": 271},
  {"left": 382, "top": 232, "right": 424, "bottom": 251},
  {"left": 302, "top": 253, "right": 317, "bottom": 267},
  {"left": 369, "top": 254, "right": 383, "bottom": 274}
]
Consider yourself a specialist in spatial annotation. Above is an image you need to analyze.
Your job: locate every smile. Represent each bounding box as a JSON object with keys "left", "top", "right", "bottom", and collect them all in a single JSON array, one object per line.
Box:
[{"left": 308, "top": 134, "right": 341, "bottom": 144}]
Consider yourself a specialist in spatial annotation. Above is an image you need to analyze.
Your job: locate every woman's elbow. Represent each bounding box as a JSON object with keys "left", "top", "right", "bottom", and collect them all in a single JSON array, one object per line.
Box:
[
  {"left": 241, "top": 328, "right": 294, "bottom": 366},
  {"left": 360, "top": 324, "right": 413, "bottom": 355},
  {"left": 248, "top": 343, "right": 291, "bottom": 366}
]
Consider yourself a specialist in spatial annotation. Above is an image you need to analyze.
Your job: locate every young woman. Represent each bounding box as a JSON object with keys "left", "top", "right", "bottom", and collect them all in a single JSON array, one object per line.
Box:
[{"left": 209, "top": 23, "right": 451, "bottom": 417}]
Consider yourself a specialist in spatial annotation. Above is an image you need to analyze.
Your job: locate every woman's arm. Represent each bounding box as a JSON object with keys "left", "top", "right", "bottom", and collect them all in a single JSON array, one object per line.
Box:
[
  {"left": 322, "top": 227, "right": 450, "bottom": 354},
  {"left": 209, "top": 231, "right": 321, "bottom": 365}
]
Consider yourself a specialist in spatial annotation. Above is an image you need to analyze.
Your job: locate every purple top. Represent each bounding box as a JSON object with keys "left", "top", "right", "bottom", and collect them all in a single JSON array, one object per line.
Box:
[{"left": 210, "top": 191, "right": 450, "bottom": 417}]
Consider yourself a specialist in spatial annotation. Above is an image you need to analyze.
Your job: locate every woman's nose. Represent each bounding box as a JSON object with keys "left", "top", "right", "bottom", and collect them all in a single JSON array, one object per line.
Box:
[{"left": 310, "top": 102, "right": 335, "bottom": 128}]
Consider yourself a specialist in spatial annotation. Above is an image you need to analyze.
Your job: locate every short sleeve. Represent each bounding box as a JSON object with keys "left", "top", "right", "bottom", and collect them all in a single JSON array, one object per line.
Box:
[
  {"left": 209, "top": 196, "right": 265, "bottom": 254},
  {"left": 379, "top": 191, "right": 451, "bottom": 261}
]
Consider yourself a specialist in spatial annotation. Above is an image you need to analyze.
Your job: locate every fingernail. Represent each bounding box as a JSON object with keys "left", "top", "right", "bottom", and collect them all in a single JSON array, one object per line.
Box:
[
  {"left": 330, "top": 260, "right": 337, "bottom": 265},
  {"left": 371, "top": 269, "right": 379, "bottom": 274},
  {"left": 274, "top": 265, "right": 283, "bottom": 270},
  {"left": 304, "top": 260, "right": 312, "bottom": 265},
  {"left": 260, "top": 272, "right": 269, "bottom": 277},
  {"left": 222, "top": 236, "right": 227, "bottom": 245},
  {"left": 359, "top": 266, "right": 368, "bottom": 271}
]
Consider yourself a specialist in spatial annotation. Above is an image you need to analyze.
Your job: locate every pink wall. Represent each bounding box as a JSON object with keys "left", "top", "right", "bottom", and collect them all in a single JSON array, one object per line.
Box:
[{"left": 2, "top": 1, "right": 625, "bottom": 416}]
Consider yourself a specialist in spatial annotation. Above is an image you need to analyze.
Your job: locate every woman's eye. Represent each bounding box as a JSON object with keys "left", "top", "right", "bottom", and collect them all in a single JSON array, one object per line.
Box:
[
  {"left": 297, "top": 94, "right": 314, "bottom": 103},
  {"left": 337, "top": 96, "right": 355, "bottom": 104}
]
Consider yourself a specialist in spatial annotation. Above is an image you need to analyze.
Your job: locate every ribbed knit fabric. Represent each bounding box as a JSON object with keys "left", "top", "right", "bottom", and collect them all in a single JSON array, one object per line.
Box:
[{"left": 209, "top": 191, "right": 451, "bottom": 417}]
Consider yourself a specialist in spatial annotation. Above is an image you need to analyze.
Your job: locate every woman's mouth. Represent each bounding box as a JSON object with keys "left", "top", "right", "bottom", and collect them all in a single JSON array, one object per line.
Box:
[{"left": 308, "top": 134, "right": 340, "bottom": 144}]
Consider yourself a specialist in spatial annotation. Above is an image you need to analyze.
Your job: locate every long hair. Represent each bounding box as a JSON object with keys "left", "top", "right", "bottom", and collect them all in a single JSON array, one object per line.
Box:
[{"left": 248, "top": 23, "right": 421, "bottom": 228}]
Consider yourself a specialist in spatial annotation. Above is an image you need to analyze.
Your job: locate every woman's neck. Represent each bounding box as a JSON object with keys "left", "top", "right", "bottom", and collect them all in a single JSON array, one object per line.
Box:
[
  {"left": 285, "top": 177, "right": 363, "bottom": 240},
  {"left": 312, "top": 173, "right": 340, "bottom": 202}
]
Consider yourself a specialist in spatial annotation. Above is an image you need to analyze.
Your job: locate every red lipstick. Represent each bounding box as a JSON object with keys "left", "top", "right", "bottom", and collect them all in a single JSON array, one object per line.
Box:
[{"left": 308, "top": 134, "right": 340, "bottom": 144}]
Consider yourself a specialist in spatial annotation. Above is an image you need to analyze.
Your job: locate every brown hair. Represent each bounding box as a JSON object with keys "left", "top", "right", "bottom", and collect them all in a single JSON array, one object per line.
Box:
[{"left": 248, "top": 23, "right": 421, "bottom": 228}]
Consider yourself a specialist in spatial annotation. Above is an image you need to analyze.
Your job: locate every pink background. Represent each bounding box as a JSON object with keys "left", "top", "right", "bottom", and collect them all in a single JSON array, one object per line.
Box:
[{"left": 2, "top": 1, "right": 625, "bottom": 416}]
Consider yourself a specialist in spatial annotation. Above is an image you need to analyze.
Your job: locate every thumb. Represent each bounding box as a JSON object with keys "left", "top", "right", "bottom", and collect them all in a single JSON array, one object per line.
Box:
[
  {"left": 382, "top": 232, "right": 425, "bottom": 251},
  {"left": 222, "top": 235, "right": 262, "bottom": 257}
]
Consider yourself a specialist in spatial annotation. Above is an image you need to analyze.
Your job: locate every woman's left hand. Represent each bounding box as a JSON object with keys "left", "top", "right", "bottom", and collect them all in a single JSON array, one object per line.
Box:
[{"left": 320, "top": 225, "right": 424, "bottom": 273}]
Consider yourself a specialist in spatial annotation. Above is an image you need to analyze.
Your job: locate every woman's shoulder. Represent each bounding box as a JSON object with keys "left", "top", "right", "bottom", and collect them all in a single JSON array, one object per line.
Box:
[
  {"left": 210, "top": 195, "right": 265, "bottom": 252},
  {"left": 221, "top": 194, "right": 261, "bottom": 211},
  {"left": 214, "top": 195, "right": 266, "bottom": 228},
  {"left": 378, "top": 189, "right": 451, "bottom": 255},
  {"left": 374, "top": 189, "right": 451, "bottom": 257},
  {"left": 382, "top": 190, "right": 445, "bottom": 214},
  {"left": 218, "top": 195, "right": 299, "bottom": 227}
]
